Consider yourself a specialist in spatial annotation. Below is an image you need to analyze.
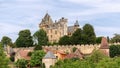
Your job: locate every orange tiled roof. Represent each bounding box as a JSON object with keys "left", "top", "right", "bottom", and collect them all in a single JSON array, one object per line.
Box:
[{"left": 19, "top": 50, "right": 31, "bottom": 60}]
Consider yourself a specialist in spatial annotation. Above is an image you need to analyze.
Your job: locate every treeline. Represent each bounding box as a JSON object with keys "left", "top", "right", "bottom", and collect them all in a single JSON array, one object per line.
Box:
[
  {"left": 0, "top": 23, "right": 96, "bottom": 48},
  {"left": 1, "top": 23, "right": 118, "bottom": 48},
  {"left": 0, "top": 29, "right": 48, "bottom": 48},
  {"left": 59, "top": 24, "right": 96, "bottom": 45}
]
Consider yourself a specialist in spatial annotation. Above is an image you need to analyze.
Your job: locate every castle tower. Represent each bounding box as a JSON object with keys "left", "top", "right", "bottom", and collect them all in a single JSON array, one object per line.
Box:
[
  {"left": 99, "top": 37, "right": 109, "bottom": 56},
  {"left": 59, "top": 17, "right": 68, "bottom": 36},
  {"left": 74, "top": 20, "right": 79, "bottom": 29},
  {"left": 39, "top": 13, "right": 53, "bottom": 29}
]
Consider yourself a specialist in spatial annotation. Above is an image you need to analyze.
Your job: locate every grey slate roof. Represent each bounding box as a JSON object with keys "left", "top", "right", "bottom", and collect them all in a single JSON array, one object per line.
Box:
[
  {"left": 67, "top": 26, "right": 74, "bottom": 33},
  {"left": 74, "top": 20, "right": 79, "bottom": 26},
  {"left": 41, "top": 13, "right": 53, "bottom": 24},
  {"left": 43, "top": 51, "right": 56, "bottom": 59}
]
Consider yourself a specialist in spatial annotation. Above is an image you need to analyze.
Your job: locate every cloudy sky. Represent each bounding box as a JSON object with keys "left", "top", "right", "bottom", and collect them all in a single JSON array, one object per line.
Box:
[{"left": 0, "top": 0, "right": 120, "bottom": 42}]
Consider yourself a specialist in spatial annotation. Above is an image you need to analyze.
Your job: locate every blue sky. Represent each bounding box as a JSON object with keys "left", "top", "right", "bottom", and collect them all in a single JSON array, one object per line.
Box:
[{"left": 0, "top": 0, "right": 120, "bottom": 42}]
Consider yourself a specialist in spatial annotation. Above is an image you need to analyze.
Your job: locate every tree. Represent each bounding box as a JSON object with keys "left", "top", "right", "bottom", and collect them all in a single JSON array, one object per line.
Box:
[
  {"left": 111, "top": 34, "right": 120, "bottom": 43},
  {"left": 33, "top": 29, "right": 48, "bottom": 50},
  {"left": 82, "top": 24, "right": 96, "bottom": 44},
  {"left": 15, "top": 59, "right": 28, "bottom": 68},
  {"left": 107, "top": 36, "right": 110, "bottom": 43},
  {"left": 30, "top": 50, "right": 45, "bottom": 67},
  {"left": 88, "top": 50, "right": 107, "bottom": 63},
  {"left": 15, "top": 29, "right": 33, "bottom": 47},
  {"left": 33, "top": 29, "right": 48, "bottom": 46},
  {"left": 96, "top": 37, "right": 102, "bottom": 44},
  {"left": 109, "top": 45, "right": 120, "bottom": 57},
  {"left": 70, "top": 28, "right": 83, "bottom": 45},
  {"left": 1, "top": 36, "right": 12, "bottom": 46},
  {"left": 59, "top": 35, "right": 71, "bottom": 45},
  {"left": 0, "top": 44, "right": 9, "bottom": 68}
]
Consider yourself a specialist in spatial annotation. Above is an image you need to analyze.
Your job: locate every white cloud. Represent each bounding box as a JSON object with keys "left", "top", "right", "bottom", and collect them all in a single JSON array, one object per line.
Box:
[
  {"left": 1, "top": 0, "right": 120, "bottom": 41},
  {"left": 60, "top": 0, "right": 120, "bottom": 17}
]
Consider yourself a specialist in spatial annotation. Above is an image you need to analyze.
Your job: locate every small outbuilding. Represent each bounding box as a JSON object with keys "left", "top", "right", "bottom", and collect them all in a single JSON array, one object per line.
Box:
[
  {"left": 99, "top": 37, "right": 109, "bottom": 56},
  {"left": 42, "top": 51, "right": 57, "bottom": 68}
]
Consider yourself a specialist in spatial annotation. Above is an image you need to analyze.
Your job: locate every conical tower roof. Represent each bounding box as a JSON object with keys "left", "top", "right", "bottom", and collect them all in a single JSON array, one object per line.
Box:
[
  {"left": 100, "top": 37, "right": 109, "bottom": 49},
  {"left": 43, "top": 51, "right": 56, "bottom": 59},
  {"left": 74, "top": 20, "right": 79, "bottom": 26},
  {"left": 41, "top": 13, "right": 53, "bottom": 24}
]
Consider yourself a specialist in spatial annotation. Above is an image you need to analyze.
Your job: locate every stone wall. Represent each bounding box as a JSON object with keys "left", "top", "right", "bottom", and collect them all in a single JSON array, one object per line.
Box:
[{"left": 42, "top": 43, "right": 120, "bottom": 55}]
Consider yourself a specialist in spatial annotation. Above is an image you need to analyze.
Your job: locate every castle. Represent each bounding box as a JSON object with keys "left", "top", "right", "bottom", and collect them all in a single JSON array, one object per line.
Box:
[{"left": 39, "top": 13, "right": 79, "bottom": 43}]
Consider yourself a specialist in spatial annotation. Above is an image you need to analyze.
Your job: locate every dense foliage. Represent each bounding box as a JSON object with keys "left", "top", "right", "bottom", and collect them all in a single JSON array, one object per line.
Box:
[
  {"left": 15, "top": 59, "right": 28, "bottom": 68},
  {"left": 59, "top": 35, "right": 71, "bottom": 45},
  {"left": 109, "top": 45, "right": 120, "bottom": 57},
  {"left": 33, "top": 29, "right": 48, "bottom": 46},
  {"left": 1, "top": 36, "right": 12, "bottom": 46},
  {"left": 82, "top": 24, "right": 96, "bottom": 44},
  {"left": 15, "top": 29, "right": 33, "bottom": 47},
  {"left": 111, "top": 34, "right": 120, "bottom": 43},
  {"left": 30, "top": 50, "right": 45, "bottom": 67},
  {"left": 33, "top": 29, "right": 48, "bottom": 50},
  {"left": 71, "top": 28, "right": 83, "bottom": 45},
  {"left": 59, "top": 24, "right": 96, "bottom": 45},
  {"left": 96, "top": 37, "right": 102, "bottom": 44},
  {"left": 51, "top": 50, "right": 120, "bottom": 68},
  {"left": 0, "top": 44, "right": 9, "bottom": 68}
]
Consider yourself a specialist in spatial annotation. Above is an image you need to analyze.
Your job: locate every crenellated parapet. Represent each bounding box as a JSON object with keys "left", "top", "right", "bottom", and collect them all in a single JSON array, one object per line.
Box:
[{"left": 42, "top": 44, "right": 101, "bottom": 54}]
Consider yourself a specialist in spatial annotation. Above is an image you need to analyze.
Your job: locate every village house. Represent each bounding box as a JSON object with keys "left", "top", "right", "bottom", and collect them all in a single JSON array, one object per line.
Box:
[{"left": 42, "top": 51, "right": 57, "bottom": 68}]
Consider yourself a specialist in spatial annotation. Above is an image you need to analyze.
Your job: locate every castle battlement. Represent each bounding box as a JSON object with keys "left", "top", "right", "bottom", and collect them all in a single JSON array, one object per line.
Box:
[
  {"left": 42, "top": 43, "right": 120, "bottom": 55},
  {"left": 42, "top": 44, "right": 100, "bottom": 54}
]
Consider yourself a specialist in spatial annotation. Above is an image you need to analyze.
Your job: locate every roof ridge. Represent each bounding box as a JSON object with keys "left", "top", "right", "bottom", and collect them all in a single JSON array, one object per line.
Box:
[{"left": 44, "top": 51, "right": 56, "bottom": 59}]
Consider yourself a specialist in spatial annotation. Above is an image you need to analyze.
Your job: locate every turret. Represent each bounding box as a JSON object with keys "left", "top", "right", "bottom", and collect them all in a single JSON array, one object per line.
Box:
[
  {"left": 39, "top": 13, "right": 53, "bottom": 28},
  {"left": 99, "top": 37, "right": 109, "bottom": 56},
  {"left": 74, "top": 20, "right": 79, "bottom": 27},
  {"left": 59, "top": 17, "right": 67, "bottom": 23}
]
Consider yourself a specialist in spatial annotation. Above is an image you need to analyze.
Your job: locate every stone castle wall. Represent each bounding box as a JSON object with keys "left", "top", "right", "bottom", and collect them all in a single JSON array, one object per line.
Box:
[{"left": 42, "top": 43, "right": 120, "bottom": 54}]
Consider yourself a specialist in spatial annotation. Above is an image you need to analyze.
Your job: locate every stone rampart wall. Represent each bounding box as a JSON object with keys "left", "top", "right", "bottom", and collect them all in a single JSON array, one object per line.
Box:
[{"left": 42, "top": 43, "right": 120, "bottom": 54}]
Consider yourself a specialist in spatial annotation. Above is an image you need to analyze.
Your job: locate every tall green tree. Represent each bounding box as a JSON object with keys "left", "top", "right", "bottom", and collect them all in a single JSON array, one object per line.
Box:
[
  {"left": 70, "top": 28, "right": 83, "bottom": 45},
  {"left": 96, "top": 37, "right": 102, "bottom": 44},
  {"left": 59, "top": 35, "right": 71, "bottom": 45},
  {"left": 0, "top": 44, "right": 9, "bottom": 68},
  {"left": 30, "top": 50, "right": 45, "bottom": 67},
  {"left": 82, "top": 24, "right": 96, "bottom": 44},
  {"left": 15, "top": 29, "right": 33, "bottom": 47},
  {"left": 1, "top": 36, "right": 12, "bottom": 46},
  {"left": 111, "top": 34, "right": 120, "bottom": 43},
  {"left": 33, "top": 29, "right": 48, "bottom": 50}
]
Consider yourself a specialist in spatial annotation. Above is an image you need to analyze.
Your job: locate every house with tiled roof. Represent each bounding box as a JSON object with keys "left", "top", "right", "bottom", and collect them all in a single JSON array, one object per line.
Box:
[
  {"left": 65, "top": 49, "right": 84, "bottom": 59},
  {"left": 14, "top": 47, "right": 34, "bottom": 61}
]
